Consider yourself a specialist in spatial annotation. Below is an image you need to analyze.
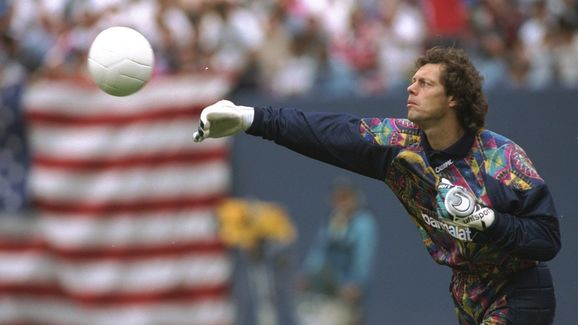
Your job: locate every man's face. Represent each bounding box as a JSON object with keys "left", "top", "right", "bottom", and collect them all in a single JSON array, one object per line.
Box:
[
  {"left": 406, "top": 63, "right": 455, "bottom": 128},
  {"left": 332, "top": 188, "right": 357, "bottom": 213}
]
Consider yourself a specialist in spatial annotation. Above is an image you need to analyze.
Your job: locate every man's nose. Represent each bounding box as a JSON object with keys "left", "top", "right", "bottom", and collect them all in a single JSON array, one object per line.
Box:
[{"left": 407, "top": 82, "right": 416, "bottom": 94}]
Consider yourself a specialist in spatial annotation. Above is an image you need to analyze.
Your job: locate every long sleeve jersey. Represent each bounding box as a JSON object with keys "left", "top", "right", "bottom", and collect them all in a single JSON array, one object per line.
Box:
[{"left": 246, "top": 106, "right": 561, "bottom": 277}]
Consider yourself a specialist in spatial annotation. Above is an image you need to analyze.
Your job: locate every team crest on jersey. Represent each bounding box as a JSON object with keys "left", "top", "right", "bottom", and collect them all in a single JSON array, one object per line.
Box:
[
  {"left": 394, "top": 119, "right": 417, "bottom": 130},
  {"left": 511, "top": 146, "right": 540, "bottom": 180}
]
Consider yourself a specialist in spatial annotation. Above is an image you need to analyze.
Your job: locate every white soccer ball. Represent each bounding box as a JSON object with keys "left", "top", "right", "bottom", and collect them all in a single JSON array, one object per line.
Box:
[{"left": 87, "top": 26, "right": 154, "bottom": 97}]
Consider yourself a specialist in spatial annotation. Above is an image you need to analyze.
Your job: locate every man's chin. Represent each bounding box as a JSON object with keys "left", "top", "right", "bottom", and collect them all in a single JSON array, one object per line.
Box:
[{"left": 407, "top": 116, "right": 425, "bottom": 129}]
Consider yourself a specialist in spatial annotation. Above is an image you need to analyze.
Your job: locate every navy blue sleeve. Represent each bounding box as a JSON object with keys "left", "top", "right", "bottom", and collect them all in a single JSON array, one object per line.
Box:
[
  {"left": 246, "top": 106, "right": 393, "bottom": 180},
  {"left": 476, "top": 176, "right": 561, "bottom": 262}
]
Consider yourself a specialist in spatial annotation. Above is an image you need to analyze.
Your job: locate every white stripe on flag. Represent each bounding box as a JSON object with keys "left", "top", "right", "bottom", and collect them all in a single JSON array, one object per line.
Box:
[
  {"left": 30, "top": 161, "right": 230, "bottom": 202},
  {"left": 38, "top": 209, "right": 218, "bottom": 247},
  {"left": 0, "top": 297, "right": 234, "bottom": 325},
  {"left": 0, "top": 252, "right": 231, "bottom": 293},
  {"left": 28, "top": 120, "right": 229, "bottom": 159},
  {"left": 24, "top": 75, "right": 230, "bottom": 115}
]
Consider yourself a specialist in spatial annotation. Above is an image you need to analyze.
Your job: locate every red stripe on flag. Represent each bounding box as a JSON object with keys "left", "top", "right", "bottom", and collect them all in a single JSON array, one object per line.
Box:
[
  {"left": 33, "top": 149, "right": 229, "bottom": 170},
  {"left": 0, "top": 283, "right": 230, "bottom": 306},
  {"left": 25, "top": 106, "right": 203, "bottom": 126},
  {"left": 0, "top": 239, "right": 226, "bottom": 260},
  {"left": 32, "top": 195, "right": 226, "bottom": 215}
]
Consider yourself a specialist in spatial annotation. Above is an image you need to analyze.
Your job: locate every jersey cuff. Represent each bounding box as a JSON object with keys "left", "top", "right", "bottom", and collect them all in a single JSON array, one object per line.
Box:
[{"left": 246, "top": 106, "right": 264, "bottom": 136}]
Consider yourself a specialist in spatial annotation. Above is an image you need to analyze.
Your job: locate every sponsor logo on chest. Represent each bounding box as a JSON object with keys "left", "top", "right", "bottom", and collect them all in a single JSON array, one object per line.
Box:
[{"left": 421, "top": 213, "right": 473, "bottom": 241}]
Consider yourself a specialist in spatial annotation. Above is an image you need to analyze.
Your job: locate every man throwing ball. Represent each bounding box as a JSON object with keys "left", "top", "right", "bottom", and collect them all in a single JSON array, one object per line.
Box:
[{"left": 193, "top": 47, "right": 561, "bottom": 325}]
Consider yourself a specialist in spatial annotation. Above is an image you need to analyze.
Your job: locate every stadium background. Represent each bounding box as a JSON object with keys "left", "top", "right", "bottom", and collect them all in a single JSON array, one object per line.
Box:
[{"left": 1, "top": 0, "right": 577, "bottom": 324}]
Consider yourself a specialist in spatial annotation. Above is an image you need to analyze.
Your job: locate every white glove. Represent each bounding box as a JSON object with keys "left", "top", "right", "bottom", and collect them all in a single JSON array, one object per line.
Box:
[
  {"left": 193, "top": 100, "right": 255, "bottom": 143},
  {"left": 437, "top": 178, "right": 495, "bottom": 231}
]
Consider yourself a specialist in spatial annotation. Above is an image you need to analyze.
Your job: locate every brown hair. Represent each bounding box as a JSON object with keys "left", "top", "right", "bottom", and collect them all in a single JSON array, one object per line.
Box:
[{"left": 415, "top": 47, "right": 488, "bottom": 133}]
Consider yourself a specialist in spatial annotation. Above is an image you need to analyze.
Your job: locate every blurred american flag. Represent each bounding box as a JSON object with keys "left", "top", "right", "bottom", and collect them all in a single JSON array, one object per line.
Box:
[{"left": 0, "top": 75, "right": 234, "bottom": 324}]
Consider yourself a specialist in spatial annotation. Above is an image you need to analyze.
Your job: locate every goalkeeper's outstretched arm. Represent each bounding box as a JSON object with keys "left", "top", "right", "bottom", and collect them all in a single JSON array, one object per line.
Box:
[{"left": 192, "top": 100, "right": 393, "bottom": 180}]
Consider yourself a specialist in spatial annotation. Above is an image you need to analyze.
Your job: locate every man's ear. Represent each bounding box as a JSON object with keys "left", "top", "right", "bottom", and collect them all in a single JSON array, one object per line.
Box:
[{"left": 448, "top": 96, "right": 458, "bottom": 109}]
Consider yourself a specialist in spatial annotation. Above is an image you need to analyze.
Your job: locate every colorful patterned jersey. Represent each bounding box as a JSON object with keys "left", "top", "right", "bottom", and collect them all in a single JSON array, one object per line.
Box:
[
  {"left": 247, "top": 106, "right": 560, "bottom": 321},
  {"left": 358, "top": 117, "right": 557, "bottom": 275}
]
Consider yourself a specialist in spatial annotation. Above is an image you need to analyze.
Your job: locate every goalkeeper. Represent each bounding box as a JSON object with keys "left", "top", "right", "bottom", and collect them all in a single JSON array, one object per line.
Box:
[{"left": 193, "top": 47, "right": 560, "bottom": 325}]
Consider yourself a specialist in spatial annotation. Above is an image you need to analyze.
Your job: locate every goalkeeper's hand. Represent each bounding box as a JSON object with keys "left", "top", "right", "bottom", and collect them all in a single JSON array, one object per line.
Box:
[
  {"left": 436, "top": 178, "right": 495, "bottom": 231},
  {"left": 193, "top": 100, "right": 255, "bottom": 143}
]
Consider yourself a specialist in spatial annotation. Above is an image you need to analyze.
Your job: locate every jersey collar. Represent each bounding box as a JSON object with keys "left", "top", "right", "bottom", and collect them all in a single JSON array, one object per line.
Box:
[{"left": 421, "top": 130, "right": 475, "bottom": 167}]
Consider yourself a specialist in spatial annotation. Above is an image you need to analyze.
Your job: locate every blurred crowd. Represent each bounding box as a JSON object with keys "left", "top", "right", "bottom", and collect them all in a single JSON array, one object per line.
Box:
[{"left": 1, "top": 0, "right": 578, "bottom": 98}]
